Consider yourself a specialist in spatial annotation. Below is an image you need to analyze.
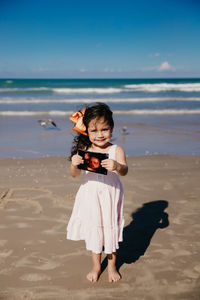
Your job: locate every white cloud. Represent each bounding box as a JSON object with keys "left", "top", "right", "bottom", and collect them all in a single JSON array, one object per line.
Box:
[
  {"left": 157, "top": 61, "right": 175, "bottom": 72},
  {"left": 80, "top": 68, "right": 87, "bottom": 73},
  {"left": 140, "top": 61, "right": 176, "bottom": 73}
]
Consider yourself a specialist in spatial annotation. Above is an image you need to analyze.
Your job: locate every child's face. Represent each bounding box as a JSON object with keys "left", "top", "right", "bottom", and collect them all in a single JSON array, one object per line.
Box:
[{"left": 87, "top": 117, "right": 112, "bottom": 149}]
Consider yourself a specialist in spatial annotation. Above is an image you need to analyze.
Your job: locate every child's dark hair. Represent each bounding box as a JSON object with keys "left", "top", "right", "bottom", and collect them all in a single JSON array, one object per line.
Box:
[{"left": 69, "top": 102, "right": 114, "bottom": 160}]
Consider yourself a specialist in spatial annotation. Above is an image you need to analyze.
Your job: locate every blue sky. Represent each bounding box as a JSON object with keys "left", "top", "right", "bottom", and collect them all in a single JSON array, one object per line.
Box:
[{"left": 0, "top": 0, "right": 200, "bottom": 78}]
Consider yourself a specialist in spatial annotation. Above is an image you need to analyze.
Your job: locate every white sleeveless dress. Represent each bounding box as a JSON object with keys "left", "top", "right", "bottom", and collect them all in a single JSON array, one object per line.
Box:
[{"left": 66, "top": 144, "right": 124, "bottom": 254}]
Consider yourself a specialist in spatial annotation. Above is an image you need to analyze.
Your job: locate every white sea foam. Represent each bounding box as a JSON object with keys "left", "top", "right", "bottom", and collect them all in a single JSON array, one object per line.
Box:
[
  {"left": 114, "top": 109, "right": 200, "bottom": 115},
  {"left": 52, "top": 88, "right": 123, "bottom": 94},
  {"left": 1, "top": 97, "right": 200, "bottom": 104},
  {"left": 0, "top": 111, "right": 73, "bottom": 116},
  {"left": 1, "top": 83, "right": 200, "bottom": 93},
  {"left": 0, "top": 87, "right": 49, "bottom": 92},
  {"left": 124, "top": 83, "right": 200, "bottom": 92},
  {"left": 0, "top": 87, "right": 122, "bottom": 94},
  {"left": 1, "top": 109, "right": 200, "bottom": 116}
]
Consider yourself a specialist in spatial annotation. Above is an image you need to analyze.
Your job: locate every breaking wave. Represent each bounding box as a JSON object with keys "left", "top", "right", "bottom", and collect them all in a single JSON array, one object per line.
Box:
[
  {"left": 1, "top": 109, "right": 200, "bottom": 116},
  {"left": 1, "top": 97, "right": 200, "bottom": 104},
  {"left": 124, "top": 83, "right": 200, "bottom": 92}
]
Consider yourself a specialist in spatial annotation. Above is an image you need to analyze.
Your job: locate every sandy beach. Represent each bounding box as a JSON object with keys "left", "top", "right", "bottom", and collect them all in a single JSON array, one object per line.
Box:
[{"left": 0, "top": 155, "right": 200, "bottom": 299}]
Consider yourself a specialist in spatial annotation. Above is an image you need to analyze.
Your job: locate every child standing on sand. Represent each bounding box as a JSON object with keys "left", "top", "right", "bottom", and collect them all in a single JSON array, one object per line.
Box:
[{"left": 67, "top": 103, "right": 128, "bottom": 283}]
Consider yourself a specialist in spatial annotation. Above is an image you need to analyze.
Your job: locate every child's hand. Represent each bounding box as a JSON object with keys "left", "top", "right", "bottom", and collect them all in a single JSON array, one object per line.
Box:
[
  {"left": 71, "top": 154, "right": 83, "bottom": 167},
  {"left": 101, "top": 159, "right": 117, "bottom": 172}
]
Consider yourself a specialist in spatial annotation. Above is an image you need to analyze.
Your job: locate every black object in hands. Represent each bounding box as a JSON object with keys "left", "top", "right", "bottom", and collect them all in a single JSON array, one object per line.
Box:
[{"left": 78, "top": 150, "right": 109, "bottom": 175}]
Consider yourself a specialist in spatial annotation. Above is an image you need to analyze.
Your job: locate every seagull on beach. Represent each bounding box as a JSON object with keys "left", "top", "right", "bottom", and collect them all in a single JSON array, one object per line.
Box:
[
  {"left": 120, "top": 126, "right": 128, "bottom": 135},
  {"left": 38, "top": 119, "right": 57, "bottom": 128}
]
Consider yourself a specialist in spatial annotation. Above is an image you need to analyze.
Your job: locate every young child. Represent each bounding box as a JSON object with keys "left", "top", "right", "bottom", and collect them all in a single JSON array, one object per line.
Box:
[{"left": 67, "top": 103, "right": 128, "bottom": 283}]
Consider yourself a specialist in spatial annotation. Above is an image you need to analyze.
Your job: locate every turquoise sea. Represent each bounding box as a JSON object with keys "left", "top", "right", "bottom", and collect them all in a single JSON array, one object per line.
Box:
[
  {"left": 1, "top": 78, "right": 200, "bottom": 116},
  {"left": 0, "top": 78, "right": 200, "bottom": 157}
]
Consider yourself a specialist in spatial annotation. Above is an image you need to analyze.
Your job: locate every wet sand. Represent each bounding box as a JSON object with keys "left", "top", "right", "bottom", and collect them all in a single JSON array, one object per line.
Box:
[
  {"left": 0, "top": 114, "right": 200, "bottom": 158},
  {"left": 0, "top": 155, "right": 200, "bottom": 299}
]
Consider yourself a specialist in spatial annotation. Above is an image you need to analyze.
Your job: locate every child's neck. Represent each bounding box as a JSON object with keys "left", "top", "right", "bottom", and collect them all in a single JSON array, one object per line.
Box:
[{"left": 90, "top": 142, "right": 112, "bottom": 153}]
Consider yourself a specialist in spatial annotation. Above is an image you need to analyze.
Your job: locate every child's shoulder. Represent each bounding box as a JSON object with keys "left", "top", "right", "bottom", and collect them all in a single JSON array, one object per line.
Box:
[
  {"left": 109, "top": 144, "right": 125, "bottom": 153},
  {"left": 115, "top": 145, "right": 126, "bottom": 159},
  {"left": 114, "top": 144, "right": 125, "bottom": 152}
]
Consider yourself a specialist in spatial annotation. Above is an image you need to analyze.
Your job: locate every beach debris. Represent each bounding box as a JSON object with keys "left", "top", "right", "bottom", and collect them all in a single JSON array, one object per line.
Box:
[
  {"left": 38, "top": 119, "right": 57, "bottom": 128},
  {"left": 0, "top": 189, "right": 9, "bottom": 200}
]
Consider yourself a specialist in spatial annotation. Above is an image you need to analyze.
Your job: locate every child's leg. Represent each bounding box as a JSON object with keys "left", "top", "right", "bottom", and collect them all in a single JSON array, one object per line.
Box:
[
  {"left": 107, "top": 252, "right": 121, "bottom": 282},
  {"left": 87, "top": 252, "right": 101, "bottom": 282}
]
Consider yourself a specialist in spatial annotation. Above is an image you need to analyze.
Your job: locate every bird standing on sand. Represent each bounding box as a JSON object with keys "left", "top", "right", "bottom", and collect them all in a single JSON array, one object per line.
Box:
[
  {"left": 120, "top": 126, "right": 128, "bottom": 135},
  {"left": 38, "top": 119, "right": 57, "bottom": 128}
]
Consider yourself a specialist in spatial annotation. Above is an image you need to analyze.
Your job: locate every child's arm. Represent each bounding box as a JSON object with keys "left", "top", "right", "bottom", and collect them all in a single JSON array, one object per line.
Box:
[
  {"left": 101, "top": 146, "right": 128, "bottom": 176},
  {"left": 115, "top": 146, "right": 128, "bottom": 176},
  {"left": 70, "top": 154, "right": 83, "bottom": 177}
]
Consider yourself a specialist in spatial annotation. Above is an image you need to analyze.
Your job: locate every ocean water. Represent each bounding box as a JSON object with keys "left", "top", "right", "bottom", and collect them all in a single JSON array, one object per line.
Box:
[
  {"left": 0, "top": 78, "right": 200, "bottom": 158},
  {"left": 1, "top": 78, "right": 200, "bottom": 116}
]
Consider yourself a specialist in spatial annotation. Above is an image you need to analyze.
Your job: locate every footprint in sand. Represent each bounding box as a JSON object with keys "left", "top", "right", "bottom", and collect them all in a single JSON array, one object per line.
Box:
[
  {"left": 42, "top": 223, "right": 65, "bottom": 235},
  {"left": 0, "top": 249, "right": 13, "bottom": 258},
  {"left": 14, "top": 254, "right": 60, "bottom": 270},
  {"left": 194, "top": 265, "right": 200, "bottom": 273},
  {"left": 15, "top": 222, "right": 31, "bottom": 229},
  {"left": 183, "top": 269, "right": 199, "bottom": 279},
  {"left": 35, "top": 259, "right": 60, "bottom": 271},
  {"left": 20, "top": 273, "right": 51, "bottom": 282},
  {"left": 24, "top": 240, "right": 46, "bottom": 246}
]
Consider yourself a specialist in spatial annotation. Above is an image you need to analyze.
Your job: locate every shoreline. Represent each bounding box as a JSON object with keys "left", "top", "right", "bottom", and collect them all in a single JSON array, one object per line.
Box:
[
  {"left": 0, "top": 114, "right": 200, "bottom": 158},
  {"left": 0, "top": 154, "right": 200, "bottom": 299},
  {"left": 0, "top": 152, "right": 199, "bottom": 160}
]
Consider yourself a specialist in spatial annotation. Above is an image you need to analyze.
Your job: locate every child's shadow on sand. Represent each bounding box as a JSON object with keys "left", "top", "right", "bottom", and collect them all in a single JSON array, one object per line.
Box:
[{"left": 102, "top": 200, "right": 169, "bottom": 273}]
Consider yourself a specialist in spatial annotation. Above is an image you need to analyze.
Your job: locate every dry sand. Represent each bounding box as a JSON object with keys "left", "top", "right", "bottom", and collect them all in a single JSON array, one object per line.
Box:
[{"left": 0, "top": 155, "right": 200, "bottom": 300}]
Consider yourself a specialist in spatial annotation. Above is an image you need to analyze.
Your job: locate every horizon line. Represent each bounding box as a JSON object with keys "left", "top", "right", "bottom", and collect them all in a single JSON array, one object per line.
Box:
[{"left": 0, "top": 77, "right": 200, "bottom": 80}]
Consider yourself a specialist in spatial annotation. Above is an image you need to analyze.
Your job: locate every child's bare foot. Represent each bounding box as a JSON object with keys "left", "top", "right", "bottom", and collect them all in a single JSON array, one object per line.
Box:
[
  {"left": 108, "top": 266, "right": 121, "bottom": 283},
  {"left": 86, "top": 268, "right": 101, "bottom": 282},
  {"left": 87, "top": 252, "right": 101, "bottom": 282},
  {"left": 107, "top": 253, "right": 120, "bottom": 283}
]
